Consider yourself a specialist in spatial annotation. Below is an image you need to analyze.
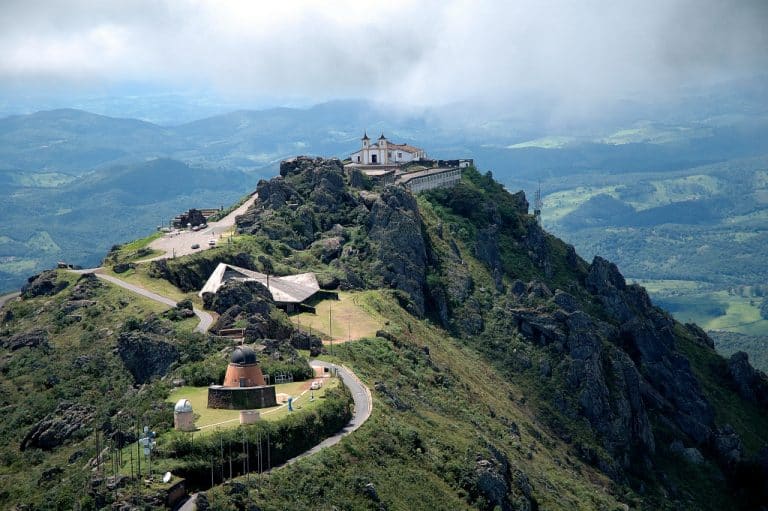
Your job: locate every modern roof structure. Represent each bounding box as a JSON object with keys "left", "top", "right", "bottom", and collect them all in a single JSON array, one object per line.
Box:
[{"left": 198, "top": 262, "right": 320, "bottom": 305}]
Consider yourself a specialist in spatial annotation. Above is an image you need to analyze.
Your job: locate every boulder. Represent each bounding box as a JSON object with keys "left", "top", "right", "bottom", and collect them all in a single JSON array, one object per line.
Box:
[
  {"left": 727, "top": 351, "right": 768, "bottom": 408},
  {"left": 21, "top": 270, "right": 68, "bottom": 299},
  {"left": 4, "top": 329, "right": 50, "bottom": 351},
  {"left": 117, "top": 332, "right": 179, "bottom": 384},
  {"left": 21, "top": 402, "right": 95, "bottom": 450},
  {"left": 70, "top": 273, "right": 102, "bottom": 300},
  {"left": 311, "top": 236, "right": 344, "bottom": 263}
]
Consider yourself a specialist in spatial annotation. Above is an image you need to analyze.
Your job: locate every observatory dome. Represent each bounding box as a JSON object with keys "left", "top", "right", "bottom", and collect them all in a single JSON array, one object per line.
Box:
[
  {"left": 174, "top": 398, "right": 193, "bottom": 413},
  {"left": 231, "top": 346, "right": 258, "bottom": 365}
]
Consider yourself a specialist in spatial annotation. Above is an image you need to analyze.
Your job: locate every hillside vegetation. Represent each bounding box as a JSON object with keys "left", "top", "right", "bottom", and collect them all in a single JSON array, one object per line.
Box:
[{"left": 1, "top": 158, "right": 768, "bottom": 510}]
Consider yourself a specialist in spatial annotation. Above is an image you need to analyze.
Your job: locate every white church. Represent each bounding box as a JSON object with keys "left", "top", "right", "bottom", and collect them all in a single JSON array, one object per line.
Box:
[{"left": 349, "top": 133, "right": 426, "bottom": 166}]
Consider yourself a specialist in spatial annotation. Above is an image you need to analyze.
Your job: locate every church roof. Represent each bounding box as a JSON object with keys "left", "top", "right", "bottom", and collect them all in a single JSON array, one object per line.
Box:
[
  {"left": 362, "top": 131, "right": 369, "bottom": 140},
  {"left": 378, "top": 133, "right": 386, "bottom": 140},
  {"left": 387, "top": 143, "right": 422, "bottom": 154},
  {"left": 198, "top": 262, "right": 320, "bottom": 304}
]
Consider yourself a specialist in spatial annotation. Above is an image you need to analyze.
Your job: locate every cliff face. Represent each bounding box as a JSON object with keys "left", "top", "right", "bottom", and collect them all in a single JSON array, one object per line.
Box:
[
  {"left": 2, "top": 157, "right": 768, "bottom": 510},
  {"left": 236, "top": 156, "right": 431, "bottom": 316},
  {"left": 234, "top": 160, "right": 768, "bottom": 499}
]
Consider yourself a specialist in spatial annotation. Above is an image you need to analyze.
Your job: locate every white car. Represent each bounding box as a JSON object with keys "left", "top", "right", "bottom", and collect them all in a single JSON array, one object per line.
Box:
[
  {"left": 310, "top": 380, "right": 322, "bottom": 390},
  {"left": 208, "top": 239, "right": 216, "bottom": 247}
]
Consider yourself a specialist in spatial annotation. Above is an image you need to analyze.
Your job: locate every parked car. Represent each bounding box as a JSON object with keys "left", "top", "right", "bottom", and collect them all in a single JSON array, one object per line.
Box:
[
  {"left": 208, "top": 239, "right": 216, "bottom": 247},
  {"left": 191, "top": 243, "right": 200, "bottom": 249},
  {"left": 310, "top": 380, "right": 322, "bottom": 390}
]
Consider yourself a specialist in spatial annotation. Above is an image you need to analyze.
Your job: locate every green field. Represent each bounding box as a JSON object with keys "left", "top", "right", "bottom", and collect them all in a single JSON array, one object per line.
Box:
[
  {"left": 650, "top": 288, "right": 768, "bottom": 336},
  {"left": 291, "top": 291, "right": 385, "bottom": 342},
  {"left": 167, "top": 378, "right": 340, "bottom": 433}
]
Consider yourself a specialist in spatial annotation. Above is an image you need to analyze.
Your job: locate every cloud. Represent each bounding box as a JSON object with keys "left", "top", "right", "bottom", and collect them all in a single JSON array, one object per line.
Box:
[{"left": 0, "top": 0, "right": 765, "bottom": 112}]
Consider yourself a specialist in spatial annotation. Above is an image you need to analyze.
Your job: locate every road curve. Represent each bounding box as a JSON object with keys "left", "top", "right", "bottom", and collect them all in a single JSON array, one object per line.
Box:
[
  {"left": 0, "top": 291, "right": 20, "bottom": 310},
  {"left": 178, "top": 361, "right": 372, "bottom": 511},
  {"left": 96, "top": 273, "right": 213, "bottom": 333},
  {"left": 282, "top": 360, "right": 372, "bottom": 465},
  {"left": 146, "top": 192, "right": 258, "bottom": 261},
  {"left": 72, "top": 269, "right": 213, "bottom": 333}
]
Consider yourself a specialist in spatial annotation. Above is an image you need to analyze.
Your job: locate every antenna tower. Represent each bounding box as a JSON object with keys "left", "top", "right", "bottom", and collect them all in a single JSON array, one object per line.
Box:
[{"left": 534, "top": 181, "right": 543, "bottom": 225}]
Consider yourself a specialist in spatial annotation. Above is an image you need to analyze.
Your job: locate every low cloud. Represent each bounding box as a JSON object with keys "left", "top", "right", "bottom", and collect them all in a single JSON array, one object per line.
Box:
[{"left": 0, "top": 0, "right": 766, "bottom": 115}]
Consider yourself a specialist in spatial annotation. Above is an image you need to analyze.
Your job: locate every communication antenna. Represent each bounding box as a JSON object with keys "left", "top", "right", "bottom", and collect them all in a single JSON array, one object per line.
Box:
[{"left": 534, "top": 181, "right": 543, "bottom": 225}]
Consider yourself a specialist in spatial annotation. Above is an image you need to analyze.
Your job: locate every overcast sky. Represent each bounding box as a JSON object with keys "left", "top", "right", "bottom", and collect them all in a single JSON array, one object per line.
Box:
[{"left": 0, "top": 0, "right": 766, "bottom": 114}]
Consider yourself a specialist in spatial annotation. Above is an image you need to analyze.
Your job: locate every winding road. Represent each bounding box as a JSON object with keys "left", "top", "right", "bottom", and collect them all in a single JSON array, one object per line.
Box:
[
  {"left": 96, "top": 273, "right": 213, "bottom": 333},
  {"left": 0, "top": 291, "right": 20, "bottom": 310},
  {"left": 178, "top": 360, "right": 373, "bottom": 511}
]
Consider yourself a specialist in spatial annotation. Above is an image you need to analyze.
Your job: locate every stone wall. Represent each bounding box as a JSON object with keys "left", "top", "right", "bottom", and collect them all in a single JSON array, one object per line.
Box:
[{"left": 207, "top": 385, "right": 277, "bottom": 409}]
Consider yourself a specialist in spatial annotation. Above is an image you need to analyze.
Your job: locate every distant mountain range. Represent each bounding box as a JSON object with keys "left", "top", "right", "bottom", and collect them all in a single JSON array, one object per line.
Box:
[{"left": 1, "top": 83, "right": 768, "bottom": 293}]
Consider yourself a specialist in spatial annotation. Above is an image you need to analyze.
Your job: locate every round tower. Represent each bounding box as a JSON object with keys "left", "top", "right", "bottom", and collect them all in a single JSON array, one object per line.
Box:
[
  {"left": 173, "top": 399, "right": 195, "bottom": 431},
  {"left": 223, "top": 346, "right": 266, "bottom": 387}
]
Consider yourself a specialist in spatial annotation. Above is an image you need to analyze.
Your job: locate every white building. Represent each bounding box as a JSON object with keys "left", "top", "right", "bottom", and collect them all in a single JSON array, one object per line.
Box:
[{"left": 349, "top": 133, "right": 425, "bottom": 165}]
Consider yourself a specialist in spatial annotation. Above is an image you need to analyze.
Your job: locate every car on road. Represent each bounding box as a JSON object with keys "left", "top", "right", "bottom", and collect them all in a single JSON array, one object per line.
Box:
[
  {"left": 208, "top": 239, "right": 216, "bottom": 247},
  {"left": 191, "top": 243, "right": 200, "bottom": 249}
]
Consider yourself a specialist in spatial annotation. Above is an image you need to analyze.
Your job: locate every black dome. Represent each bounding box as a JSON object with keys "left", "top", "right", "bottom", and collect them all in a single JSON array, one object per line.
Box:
[{"left": 231, "top": 346, "right": 257, "bottom": 365}]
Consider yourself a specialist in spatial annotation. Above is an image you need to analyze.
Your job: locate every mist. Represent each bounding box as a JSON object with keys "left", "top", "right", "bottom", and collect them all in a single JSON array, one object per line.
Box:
[{"left": 0, "top": 0, "right": 766, "bottom": 122}]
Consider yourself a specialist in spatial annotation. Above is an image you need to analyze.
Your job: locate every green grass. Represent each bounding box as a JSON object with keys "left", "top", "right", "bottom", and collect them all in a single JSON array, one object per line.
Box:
[
  {"left": 655, "top": 290, "right": 768, "bottom": 336},
  {"left": 291, "top": 291, "right": 384, "bottom": 342},
  {"left": 103, "top": 264, "right": 203, "bottom": 307},
  {"left": 166, "top": 379, "right": 340, "bottom": 432}
]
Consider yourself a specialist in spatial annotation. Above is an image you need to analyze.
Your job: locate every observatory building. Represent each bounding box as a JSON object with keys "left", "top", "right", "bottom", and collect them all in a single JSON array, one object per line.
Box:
[
  {"left": 173, "top": 399, "right": 195, "bottom": 431},
  {"left": 208, "top": 346, "right": 277, "bottom": 410}
]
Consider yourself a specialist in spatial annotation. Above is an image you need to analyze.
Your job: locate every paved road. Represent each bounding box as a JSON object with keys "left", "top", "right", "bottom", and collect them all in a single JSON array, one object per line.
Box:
[
  {"left": 96, "top": 273, "right": 213, "bottom": 333},
  {"left": 147, "top": 193, "right": 258, "bottom": 261},
  {"left": 281, "top": 360, "right": 372, "bottom": 464},
  {"left": 72, "top": 269, "right": 214, "bottom": 333},
  {"left": 0, "top": 291, "right": 20, "bottom": 310},
  {"left": 177, "top": 360, "right": 372, "bottom": 510}
]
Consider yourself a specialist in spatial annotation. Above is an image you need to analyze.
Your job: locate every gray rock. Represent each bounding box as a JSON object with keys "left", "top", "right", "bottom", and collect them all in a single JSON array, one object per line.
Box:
[
  {"left": 714, "top": 425, "right": 743, "bottom": 466},
  {"left": 21, "top": 402, "right": 95, "bottom": 450},
  {"left": 553, "top": 290, "right": 579, "bottom": 313},
  {"left": 117, "top": 332, "right": 179, "bottom": 384},
  {"left": 727, "top": 351, "right": 768, "bottom": 408},
  {"left": 4, "top": 329, "right": 49, "bottom": 351},
  {"left": 21, "top": 270, "right": 68, "bottom": 299},
  {"left": 311, "top": 236, "right": 344, "bottom": 263},
  {"left": 367, "top": 186, "right": 428, "bottom": 317}
]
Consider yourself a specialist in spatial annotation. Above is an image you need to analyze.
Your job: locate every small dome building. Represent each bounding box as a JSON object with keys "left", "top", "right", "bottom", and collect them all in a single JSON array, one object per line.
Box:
[
  {"left": 173, "top": 398, "right": 195, "bottom": 431},
  {"left": 223, "top": 346, "right": 266, "bottom": 387},
  {"left": 207, "top": 345, "right": 277, "bottom": 410}
]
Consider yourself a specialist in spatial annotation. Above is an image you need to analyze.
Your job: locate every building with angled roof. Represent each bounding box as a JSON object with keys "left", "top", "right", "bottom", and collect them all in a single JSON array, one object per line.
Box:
[{"left": 199, "top": 262, "right": 320, "bottom": 312}]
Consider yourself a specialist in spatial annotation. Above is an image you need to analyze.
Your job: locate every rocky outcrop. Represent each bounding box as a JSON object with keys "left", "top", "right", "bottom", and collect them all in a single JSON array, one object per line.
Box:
[
  {"left": 4, "top": 329, "right": 50, "bottom": 351},
  {"left": 117, "top": 332, "right": 179, "bottom": 384},
  {"left": 367, "top": 186, "right": 428, "bottom": 317},
  {"left": 21, "top": 402, "right": 95, "bottom": 450},
  {"left": 70, "top": 273, "right": 102, "bottom": 300},
  {"left": 203, "top": 280, "right": 272, "bottom": 315},
  {"left": 472, "top": 448, "right": 537, "bottom": 511},
  {"left": 21, "top": 270, "right": 68, "bottom": 299},
  {"left": 727, "top": 351, "right": 768, "bottom": 408}
]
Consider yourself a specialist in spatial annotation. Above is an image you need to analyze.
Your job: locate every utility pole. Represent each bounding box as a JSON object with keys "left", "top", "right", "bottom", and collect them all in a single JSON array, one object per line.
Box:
[{"left": 329, "top": 302, "right": 333, "bottom": 356}]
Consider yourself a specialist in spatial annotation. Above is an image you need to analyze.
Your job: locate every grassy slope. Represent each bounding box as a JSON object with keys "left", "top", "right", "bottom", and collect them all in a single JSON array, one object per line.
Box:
[
  {"left": 0, "top": 270, "right": 181, "bottom": 508},
  {"left": 208, "top": 290, "right": 623, "bottom": 511}
]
